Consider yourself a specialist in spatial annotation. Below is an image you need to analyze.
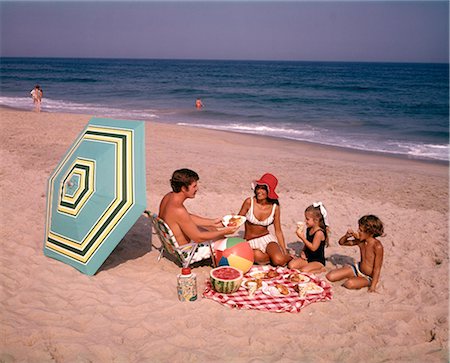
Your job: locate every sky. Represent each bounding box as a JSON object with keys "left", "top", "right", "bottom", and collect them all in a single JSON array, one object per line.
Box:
[{"left": 1, "top": 1, "right": 448, "bottom": 63}]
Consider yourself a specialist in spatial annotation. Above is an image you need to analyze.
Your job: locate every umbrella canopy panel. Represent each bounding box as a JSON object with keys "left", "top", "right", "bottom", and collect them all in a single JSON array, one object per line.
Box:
[{"left": 44, "top": 118, "right": 146, "bottom": 275}]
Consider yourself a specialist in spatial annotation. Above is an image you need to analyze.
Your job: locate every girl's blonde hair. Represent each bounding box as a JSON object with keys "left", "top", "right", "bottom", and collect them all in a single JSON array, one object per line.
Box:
[{"left": 305, "top": 204, "right": 330, "bottom": 246}]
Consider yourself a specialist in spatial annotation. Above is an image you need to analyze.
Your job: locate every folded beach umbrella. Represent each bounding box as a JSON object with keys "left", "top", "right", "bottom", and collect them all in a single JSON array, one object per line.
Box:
[{"left": 44, "top": 117, "right": 146, "bottom": 275}]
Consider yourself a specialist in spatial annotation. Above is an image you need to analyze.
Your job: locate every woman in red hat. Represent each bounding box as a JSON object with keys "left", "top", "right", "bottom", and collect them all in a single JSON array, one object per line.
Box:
[{"left": 236, "top": 173, "right": 292, "bottom": 266}]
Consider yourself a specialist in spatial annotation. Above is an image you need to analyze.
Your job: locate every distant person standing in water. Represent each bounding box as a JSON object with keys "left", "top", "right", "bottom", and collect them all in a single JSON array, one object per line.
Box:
[
  {"left": 195, "top": 98, "right": 204, "bottom": 109},
  {"left": 30, "top": 85, "right": 43, "bottom": 112}
]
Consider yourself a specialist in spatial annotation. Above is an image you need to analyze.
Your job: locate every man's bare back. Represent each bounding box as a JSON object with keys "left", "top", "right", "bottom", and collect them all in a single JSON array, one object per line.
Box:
[{"left": 159, "top": 192, "right": 192, "bottom": 245}]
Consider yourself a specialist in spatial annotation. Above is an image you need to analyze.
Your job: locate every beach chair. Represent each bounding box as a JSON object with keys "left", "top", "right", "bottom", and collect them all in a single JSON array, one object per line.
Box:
[{"left": 146, "top": 211, "right": 216, "bottom": 268}]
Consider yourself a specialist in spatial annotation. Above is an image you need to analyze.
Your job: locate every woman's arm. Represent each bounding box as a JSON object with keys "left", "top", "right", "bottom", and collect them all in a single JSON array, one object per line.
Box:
[
  {"left": 273, "top": 205, "right": 287, "bottom": 253},
  {"left": 237, "top": 197, "right": 251, "bottom": 216}
]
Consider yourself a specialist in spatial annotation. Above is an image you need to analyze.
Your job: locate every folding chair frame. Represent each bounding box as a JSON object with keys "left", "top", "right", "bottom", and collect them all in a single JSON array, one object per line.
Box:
[{"left": 147, "top": 211, "right": 216, "bottom": 268}]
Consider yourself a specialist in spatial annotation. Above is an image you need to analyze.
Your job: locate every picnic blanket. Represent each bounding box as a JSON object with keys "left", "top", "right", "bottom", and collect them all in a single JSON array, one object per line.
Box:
[{"left": 203, "top": 265, "right": 333, "bottom": 313}]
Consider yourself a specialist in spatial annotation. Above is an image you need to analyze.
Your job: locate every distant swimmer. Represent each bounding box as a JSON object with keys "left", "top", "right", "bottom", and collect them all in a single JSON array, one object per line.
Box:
[
  {"left": 30, "top": 84, "right": 43, "bottom": 112},
  {"left": 195, "top": 98, "right": 204, "bottom": 109}
]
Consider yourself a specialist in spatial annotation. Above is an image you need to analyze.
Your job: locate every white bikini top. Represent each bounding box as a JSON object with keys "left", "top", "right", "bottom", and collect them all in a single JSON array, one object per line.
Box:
[{"left": 245, "top": 197, "right": 277, "bottom": 227}]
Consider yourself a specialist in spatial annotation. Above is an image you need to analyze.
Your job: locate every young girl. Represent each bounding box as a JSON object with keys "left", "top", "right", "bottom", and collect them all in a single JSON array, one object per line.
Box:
[
  {"left": 288, "top": 202, "right": 329, "bottom": 274},
  {"left": 326, "top": 215, "right": 384, "bottom": 293}
]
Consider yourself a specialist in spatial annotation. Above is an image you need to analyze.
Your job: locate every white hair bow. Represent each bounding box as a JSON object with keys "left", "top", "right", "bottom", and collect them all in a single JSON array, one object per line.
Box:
[{"left": 313, "top": 201, "right": 329, "bottom": 226}]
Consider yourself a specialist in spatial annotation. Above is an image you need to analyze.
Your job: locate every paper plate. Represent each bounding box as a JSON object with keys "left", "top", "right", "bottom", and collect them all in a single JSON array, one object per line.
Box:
[
  {"left": 250, "top": 267, "right": 282, "bottom": 280},
  {"left": 248, "top": 271, "right": 266, "bottom": 279},
  {"left": 300, "top": 282, "right": 324, "bottom": 295},
  {"left": 287, "top": 273, "right": 310, "bottom": 284},
  {"left": 222, "top": 215, "right": 246, "bottom": 228},
  {"left": 262, "top": 284, "right": 290, "bottom": 297},
  {"left": 242, "top": 279, "right": 267, "bottom": 290}
]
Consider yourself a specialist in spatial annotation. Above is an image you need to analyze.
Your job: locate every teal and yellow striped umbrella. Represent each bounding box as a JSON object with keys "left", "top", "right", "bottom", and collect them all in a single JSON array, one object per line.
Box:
[{"left": 44, "top": 118, "right": 146, "bottom": 275}]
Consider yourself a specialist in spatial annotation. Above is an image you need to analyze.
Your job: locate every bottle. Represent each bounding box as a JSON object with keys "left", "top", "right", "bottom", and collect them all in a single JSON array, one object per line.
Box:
[{"left": 177, "top": 267, "right": 197, "bottom": 302}]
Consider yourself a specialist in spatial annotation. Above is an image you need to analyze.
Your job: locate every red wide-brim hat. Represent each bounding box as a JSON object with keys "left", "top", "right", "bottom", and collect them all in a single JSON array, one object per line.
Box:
[{"left": 252, "top": 173, "right": 279, "bottom": 200}]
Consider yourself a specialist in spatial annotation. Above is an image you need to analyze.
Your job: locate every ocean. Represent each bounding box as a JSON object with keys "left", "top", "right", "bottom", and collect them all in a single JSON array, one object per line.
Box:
[{"left": 1, "top": 57, "right": 448, "bottom": 161}]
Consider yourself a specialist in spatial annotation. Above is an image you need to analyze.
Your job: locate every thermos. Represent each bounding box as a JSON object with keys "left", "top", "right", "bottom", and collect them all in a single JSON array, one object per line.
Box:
[{"left": 177, "top": 267, "right": 197, "bottom": 301}]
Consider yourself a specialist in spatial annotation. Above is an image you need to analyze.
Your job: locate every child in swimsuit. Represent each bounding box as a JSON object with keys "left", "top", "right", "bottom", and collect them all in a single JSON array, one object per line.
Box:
[
  {"left": 288, "top": 202, "right": 330, "bottom": 274},
  {"left": 326, "top": 215, "right": 384, "bottom": 293},
  {"left": 236, "top": 173, "right": 292, "bottom": 266}
]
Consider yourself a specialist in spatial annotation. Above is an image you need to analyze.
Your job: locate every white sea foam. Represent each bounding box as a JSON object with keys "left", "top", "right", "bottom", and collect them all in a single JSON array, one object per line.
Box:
[
  {"left": 396, "top": 143, "right": 449, "bottom": 161},
  {"left": 0, "top": 96, "right": 159, "bottom": 121},
  {"left": 1, "top": 95, "right": 447, "bottom": 162},
  {"left": 177, "top": 122, "right": 316, "bottom": 138},
  {"left": 178, "top": 121, "right": 449, "bottom": 162}
]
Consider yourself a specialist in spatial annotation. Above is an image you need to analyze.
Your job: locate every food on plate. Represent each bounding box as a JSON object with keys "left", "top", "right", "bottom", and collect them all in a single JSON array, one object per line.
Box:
[
  {"left": 294, "top": 282, "right": 324, "bottom": 296},
  {"left": 227, "top": 216, "right": 241, "bottom": 226},
  {"left": 244, "top": 278, "right": 263, "bottom": 289},
  {"left": 249, "top": 271, "right": 266, "bottom": 280},
  {"left": 265, "top": 269, "right": 280, "bottom": 279},
  {"left": 249, "top": 268, "right": 280, "bottom": 280},
  {"left": 275, "top": 284, "right": 289, "bottom": 295},
  {"left": 247, "top": 281, "right": 257, "bottom": 297},
  {"left": 296, "top": 284, "right": 308, "bottom": 298},
  {"left": 262, "top": 285, "right": 283, "bottom": 297},
  {"left": 303, "top": 282, "right": 324, "bottom": 294},
  {"left": 289, "top": 273, "right": 310, "bottom": 283},
  {"left": 222, "top": 215, "right": 246, "bottom": 228}
]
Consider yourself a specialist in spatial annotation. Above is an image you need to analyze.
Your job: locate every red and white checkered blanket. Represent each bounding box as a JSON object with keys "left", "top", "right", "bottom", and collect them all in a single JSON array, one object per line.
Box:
[{"left": 203, "top": 265, "right": 333, "bottom": 313}]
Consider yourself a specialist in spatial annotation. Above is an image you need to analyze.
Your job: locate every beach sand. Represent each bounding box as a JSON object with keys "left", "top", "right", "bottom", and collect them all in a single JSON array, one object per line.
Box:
[{"left": 0, "top": 107, "right": 448, "bottom": 362}]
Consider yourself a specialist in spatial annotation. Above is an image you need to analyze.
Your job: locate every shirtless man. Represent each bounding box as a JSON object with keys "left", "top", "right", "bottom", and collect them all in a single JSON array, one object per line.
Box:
[
  {"left": 30, "top": 85, "right": 43, "bottom": 112},
  {"left": 326, "top": 215, "right": 384, "bottom": 292},
  {"left": 159, "top": 168, "right": 237, "bottom": 245}
]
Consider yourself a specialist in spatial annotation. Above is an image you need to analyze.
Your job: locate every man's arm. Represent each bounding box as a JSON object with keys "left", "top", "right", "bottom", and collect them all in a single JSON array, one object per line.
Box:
[
  {"left": 190, "top": 214, "right": 222, "bottom": 229},
  {"left": 178, "top": 210, "right": 236, "bottom": 243}
]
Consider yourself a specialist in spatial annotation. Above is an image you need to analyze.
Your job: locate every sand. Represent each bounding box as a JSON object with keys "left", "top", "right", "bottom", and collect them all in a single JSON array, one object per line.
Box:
[{"left": 0, "top": 107, "right": 448, "bottom": 363}]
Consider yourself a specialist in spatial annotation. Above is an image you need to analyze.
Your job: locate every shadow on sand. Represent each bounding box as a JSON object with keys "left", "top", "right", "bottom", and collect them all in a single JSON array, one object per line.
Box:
[
  {"left": 101, "top": 219, "right": 250, "bottom": 272},
  {"left": 99, "top": 214, "right": 157, "bottom": 272}
]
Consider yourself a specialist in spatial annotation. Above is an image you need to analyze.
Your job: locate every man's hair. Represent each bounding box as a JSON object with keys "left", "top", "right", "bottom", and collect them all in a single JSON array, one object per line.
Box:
[
  {"left": 170, "top": 169, "right": 199, "bottom": 193},
  {"left": 358, "top": 215, "right": 384, "bottom": 238}
]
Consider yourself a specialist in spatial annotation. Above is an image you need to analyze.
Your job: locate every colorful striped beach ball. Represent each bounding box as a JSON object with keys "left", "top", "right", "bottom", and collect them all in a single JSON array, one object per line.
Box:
[{"left": 214, "top": 237, "right": 254, "bottom": 273}]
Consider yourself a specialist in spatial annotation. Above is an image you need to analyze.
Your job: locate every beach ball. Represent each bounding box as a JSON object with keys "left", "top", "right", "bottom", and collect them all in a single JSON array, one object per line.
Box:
[{"left": 214, "top": 237, "right": 254, "bottom": 273}]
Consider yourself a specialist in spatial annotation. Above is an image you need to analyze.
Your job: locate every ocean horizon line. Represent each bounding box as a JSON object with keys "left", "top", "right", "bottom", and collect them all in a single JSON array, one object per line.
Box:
[{"left": 1, "top": 56, "right": 448, "bottom": 65}]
